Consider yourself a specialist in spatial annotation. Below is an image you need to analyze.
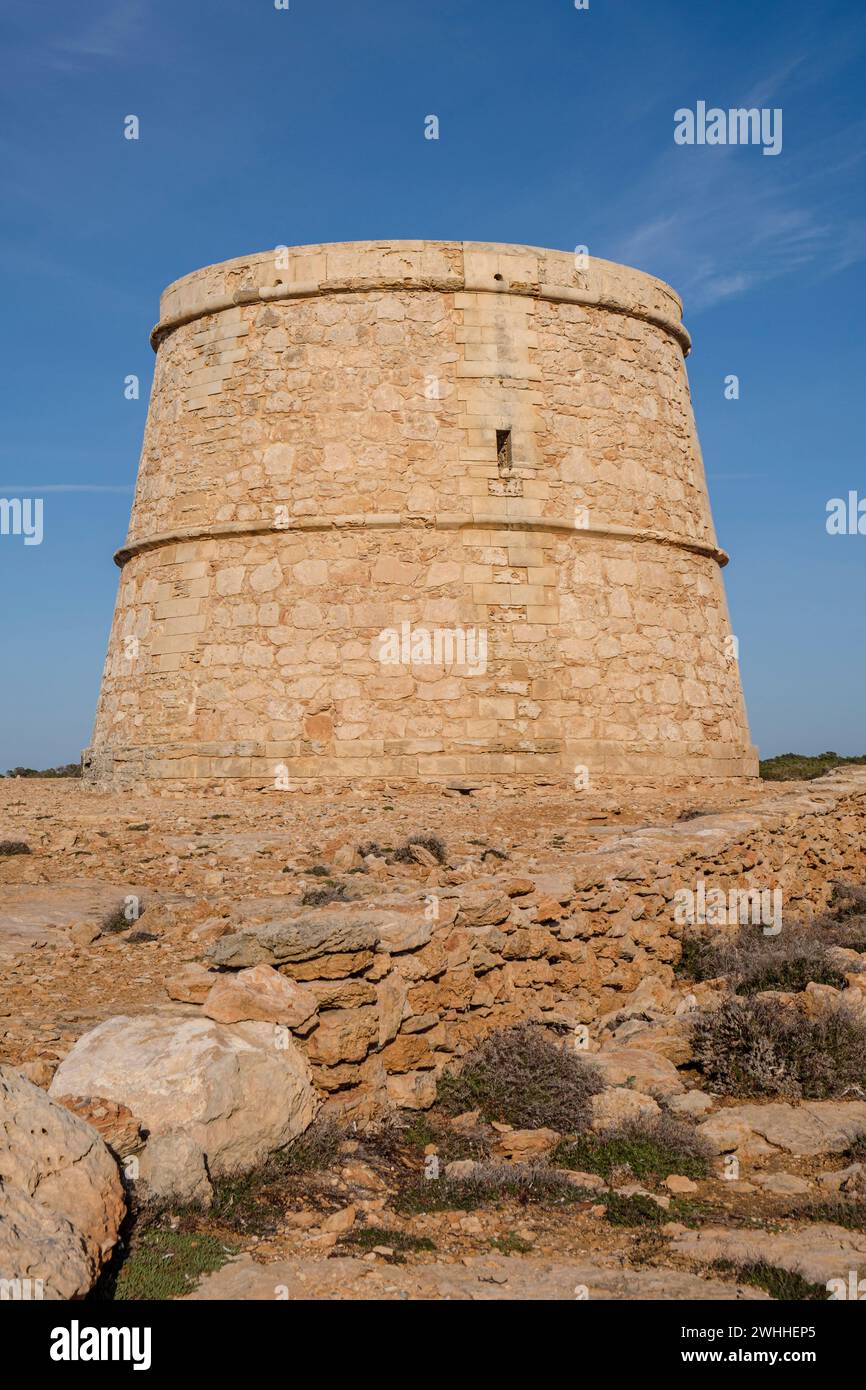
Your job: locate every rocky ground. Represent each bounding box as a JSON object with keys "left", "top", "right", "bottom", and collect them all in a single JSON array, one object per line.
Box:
[{"left": 2, "top": 773, "right": 866, "bottom": 1302}]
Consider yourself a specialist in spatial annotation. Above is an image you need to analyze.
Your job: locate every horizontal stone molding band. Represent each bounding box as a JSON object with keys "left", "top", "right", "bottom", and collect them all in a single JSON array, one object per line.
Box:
[
  {"left": 81, "top": 736, "right": 759, "bottom": 782},
  {"left": 114, "top": 515, "right": 729, "bottom": 569},
  {"left": 150, "top": 278, "right": 692, "bottom": 355}
]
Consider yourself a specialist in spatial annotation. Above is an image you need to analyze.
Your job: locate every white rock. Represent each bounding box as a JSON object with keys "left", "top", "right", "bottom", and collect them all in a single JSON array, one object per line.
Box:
[
  {"left": 50, "top": 1015, "right": 319, "bottom": 1178},
  {"left": 590, "top": 1087, "right": 660, "bottom": 1131},
  {"left": 138, "top": 1133, "right": 214, "bottom": 1208}
]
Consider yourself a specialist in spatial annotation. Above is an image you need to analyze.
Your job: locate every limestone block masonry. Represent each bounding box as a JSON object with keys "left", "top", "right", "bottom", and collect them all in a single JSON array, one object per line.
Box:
[{"left": 83, "top": 241, "right": 758, "bottom": 788}]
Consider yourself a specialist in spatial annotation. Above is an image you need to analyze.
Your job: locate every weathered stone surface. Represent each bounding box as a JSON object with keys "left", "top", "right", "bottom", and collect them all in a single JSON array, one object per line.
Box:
[
  {"left": 287, "top": 951, "right": 375, "bottom": 980},
  {"left": 378, "top": 1034, "right": 434, "bottom": 1073},
  {"left": 49, "top": 1015, "right": 319, "bottom": 1176},
  {"left": 699, "top": 1102, "right": 866, "bottom": 1158},
  {"left": 186, "top": 1252, "right": 769, "bottom": 1301},
  {"left": 752, "top": 1172, "right": 812, "bottom": 1197},
  {"left": 202, "top": 964, "right": 318, "bottom": 1028},
  {"left": 376, "top": 972, "right": 408, "bottom": 1047},
  {"left": 305, "top": 1008, "right": 378, "bottom": 1065},
  {"left": 206, "top": 917, "right": 379, "bottom": 968},
  {"left": 55, "top": 1095, "right": 144, "bottom": 1158},
  {"left": 376, "top": 916, "right": 433, "bottom": 954},
  {"left": 816, "top": 1163, "right": 866, "bottom": 1194},
  {"left": 307, "top": 978, "right": 378, "bottom": 1010},
  {"left": 385, "top": 1069, "right": 437, "bottom": 1109},
  {"left": 664, "top": 1174, "right": 698, "bottom": 1195},
  {"left": 166, "top": 962, "right": 214, "bottom": 1003},
  {"left": 590, "top": 1087, "right": 660, "bottom": 1130},
  {"left": 457, "top": 893, "right": 513, "bottom": 929},
  {"left": 0, "top": 1066, "right": 125, "bottom": 1294},
  {"left": 0, "top": 1186, "right": 97, "bottom": 1301},
  {"left": 591, "top": 1047, "right": 685, "bottom": 1097},
  {"left": 672, "top": 1224, "right": 866, "bottom": 1288},
  {"left": 668, "top": 1090, "right": 715, "bottom": 1117},
  {"left": 138, "top": 1133, "right": 213, "bottom": 1208},
  {"left": 83, "top": 242, "right": 757, "bottom": 792},
  {"left": 491, "top": 1127, "right": 561, "bottom": 1160}
]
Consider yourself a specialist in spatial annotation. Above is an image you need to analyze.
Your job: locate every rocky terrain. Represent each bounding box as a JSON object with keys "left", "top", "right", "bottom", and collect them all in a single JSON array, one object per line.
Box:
[{"left": 2, "top": 769, "right": 866, "bottom": 1301}]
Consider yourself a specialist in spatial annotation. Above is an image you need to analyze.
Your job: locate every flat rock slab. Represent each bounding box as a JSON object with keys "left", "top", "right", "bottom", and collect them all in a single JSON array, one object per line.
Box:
[
  {"left": 0, "top": 881, "right": 149, "bottom": 961},
  {"left": 673, "top": 1224, "right": 866, "bottom": 1288},
  {"left": 186, "top": 1253, "right": 768, "bottom": 1301},
  {"left": 700, "top": 1102, "right": 866, "bottom": 1157}
]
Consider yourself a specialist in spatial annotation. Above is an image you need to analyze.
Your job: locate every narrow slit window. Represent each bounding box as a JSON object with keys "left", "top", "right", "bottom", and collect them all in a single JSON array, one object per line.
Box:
[{"left": 496, "top": 429, "right": 513, "bottom": 474}]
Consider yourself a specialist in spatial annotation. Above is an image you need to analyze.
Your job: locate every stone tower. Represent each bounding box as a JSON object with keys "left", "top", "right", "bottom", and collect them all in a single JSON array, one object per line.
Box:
[{"left": 83, "top": 240, "right": 757, "bottom": 788}]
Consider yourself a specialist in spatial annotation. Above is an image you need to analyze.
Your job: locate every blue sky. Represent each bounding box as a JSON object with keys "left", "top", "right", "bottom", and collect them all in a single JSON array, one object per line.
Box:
[{"left": 0, "top": 0, "right": 864, "bottom": 769}]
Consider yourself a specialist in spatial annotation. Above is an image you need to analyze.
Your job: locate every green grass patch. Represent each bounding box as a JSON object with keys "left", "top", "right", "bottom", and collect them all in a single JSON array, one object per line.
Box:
[
  {"left": 552, "top": 1116, "right": 711, "bottom": 1183},
  {"left": 340, "top": 1225, "right": 436, "bottom": 1256},
  {"left": 603, "top": 1193, "right": 666, "bottom": 1227},
  {"left": 710, "top": 1258, "right": 829, "bottom": 1301},
  {"left": 110, "top": 1230, "right": 236, "bottom": 1301},
  {"left": 490, "top": 1233, "right": 533, "bottom": 1254}
]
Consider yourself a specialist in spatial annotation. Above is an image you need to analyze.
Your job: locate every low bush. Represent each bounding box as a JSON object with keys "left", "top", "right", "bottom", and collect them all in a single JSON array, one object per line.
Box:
[
  {"left": 436, "top": 1025, "right": 603, "bottom": 1132},
  {"left": 553, "top": 1114, "right": 711, "bottom": 1183},
  {"left": 677, "top": 924, "right": 848, "bottom": 994},
  {"left": 691, "top": 996, "right": 866, "bottom": 1099},
  {"left": 394, "top": 1163, "right": 592, "bottom": 1215}
]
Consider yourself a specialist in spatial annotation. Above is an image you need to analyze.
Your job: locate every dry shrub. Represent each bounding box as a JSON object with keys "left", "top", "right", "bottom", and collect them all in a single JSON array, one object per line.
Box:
[
  {"left": 691, "top": 996, "right": 866, "bottom": 1099},
  {"left": 436, "top": 1025, "right": 603, "bottom": 1132},
  {"left": 678, "top": 924, "right": 849, "bottom": 994}
]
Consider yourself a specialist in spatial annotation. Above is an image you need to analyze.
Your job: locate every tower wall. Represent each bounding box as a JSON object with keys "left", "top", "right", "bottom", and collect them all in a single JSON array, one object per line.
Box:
[{"left": 83, "top": 241, "right": 757, "bottom": 787}]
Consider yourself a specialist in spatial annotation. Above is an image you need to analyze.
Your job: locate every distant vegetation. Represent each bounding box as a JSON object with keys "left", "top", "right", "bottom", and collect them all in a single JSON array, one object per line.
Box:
[
  {"left": 760, "top": 751, "right": 866, "bottom": 781},
  {"left": 2, "top": 763, "right": 81, "bottom": 779}
]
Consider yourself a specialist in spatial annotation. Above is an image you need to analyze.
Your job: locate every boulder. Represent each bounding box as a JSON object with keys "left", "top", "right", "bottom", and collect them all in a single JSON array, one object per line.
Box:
[
  {"left": 137, "top": 1134, "right": 213, "bottom": 1208},
  {"left": 592, "top": 1046, "right": 685, "bottom": 1098},
  {"left": 700, "top": 1101, "right": 866, "bottom": 1158},
  {"left": 491, "top": 1128, "right": 561, "bottom": 1160},
  {"left": 0, "top": 1066, "right": 125, "bottom": 1297},
  {"left": 590, "top": 1087, "right": 660, "bottom": 1131},
  {"left": 202, "top": 964, "right": 318, "bottom": 1028},
  {"left": 0, "top": 1186, "right": 96, "bottom": 1301},
  {"left": 49, "top": 1015, "right": 319, "bottom": 1177}
]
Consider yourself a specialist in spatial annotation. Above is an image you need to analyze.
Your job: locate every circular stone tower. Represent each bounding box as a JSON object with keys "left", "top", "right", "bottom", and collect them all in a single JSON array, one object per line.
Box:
[{"left": 83, "top": 240, "right": 757, "bottom": 788}]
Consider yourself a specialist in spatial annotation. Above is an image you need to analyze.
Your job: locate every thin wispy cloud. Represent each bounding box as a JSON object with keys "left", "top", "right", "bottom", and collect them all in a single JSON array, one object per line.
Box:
[
  {"left": 607, "top": 107, "right": 864, "bottom": 312},
  {"left": 14, "top": 1, "right": 147, "bottom": 73}
]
